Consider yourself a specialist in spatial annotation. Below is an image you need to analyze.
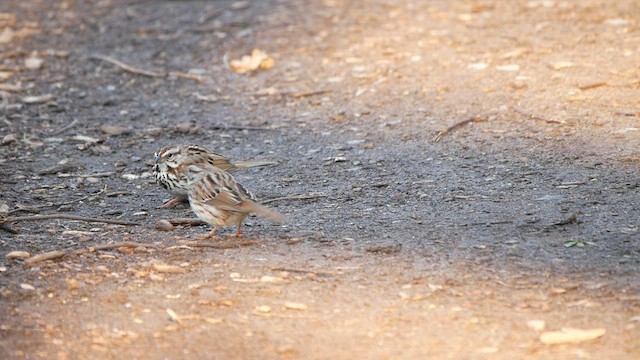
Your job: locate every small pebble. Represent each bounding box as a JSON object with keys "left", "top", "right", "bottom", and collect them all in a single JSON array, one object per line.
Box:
[
  {"left": 155, "top": 219, "right": 174, "bottom": 231},
  {"left": 20, "top": 283, "right": 36, "bottom": 291}
]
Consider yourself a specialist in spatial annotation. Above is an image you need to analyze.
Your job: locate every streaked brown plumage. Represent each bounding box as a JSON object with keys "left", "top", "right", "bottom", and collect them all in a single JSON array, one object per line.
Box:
[
  {"left": 153, "top": 144, "right": 275, "bottom": 208},
  {"left": 184, "top": 163, "right": 285, "bottom": 238}
]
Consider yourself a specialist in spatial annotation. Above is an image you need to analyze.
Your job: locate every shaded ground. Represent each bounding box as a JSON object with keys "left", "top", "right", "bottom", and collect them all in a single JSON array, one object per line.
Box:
[{"left": 1, "top": 0, "right": 639, "bottom": 358}]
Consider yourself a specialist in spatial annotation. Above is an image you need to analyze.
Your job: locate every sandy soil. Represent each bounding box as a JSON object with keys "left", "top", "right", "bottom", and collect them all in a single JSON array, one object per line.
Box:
[{"left": 1, "top": 0, "right": 639, "bottom": 359}]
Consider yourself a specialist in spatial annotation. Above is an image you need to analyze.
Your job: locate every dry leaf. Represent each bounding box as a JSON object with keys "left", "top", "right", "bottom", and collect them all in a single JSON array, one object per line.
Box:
[
  {"left": 540, "top": 328, "right": 605, "bottom": 345},
  {"left": 229, "top": 49, "right": 274, "bottom": 74}
]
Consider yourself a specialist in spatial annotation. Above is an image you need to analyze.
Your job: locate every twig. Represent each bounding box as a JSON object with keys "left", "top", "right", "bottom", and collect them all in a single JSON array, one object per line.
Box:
[
  {"left": 198, "top": 9, "right": 224, "bottom": 24},
  {"left": 168, "top": 71, "right": 205, "bottom": 82},
  {"left": 261, "top": 193, "right": 327, "bottom": 205},
  {"left": 210, "top": 124, "right": 274, "bottom": 131},
  {"left": 24, "top": 250, "right": 66, "bottom": 266},
  {"left": 73, "top": 172, "right": 115, "bottom": 178},
  {"left": 459, "top": 220, "right": 514, "bottom": 227},
  {"left": 168, "top": 218, "right": 206, "bottom": 226},
  {"left": 287, "top": 90, "right": 332, "bottom": 98},
  {"left": 271, "top": 267, "right": 336, "bottom": 277},
  {"left": 513, "top": 107, "right": 563, "bottom": 124},
  {"left": 167, "top": 218, "right": 207, "bottom": 226},
  {"left": 90, "top": 55, "right": 205, "bottom": 82},
  {"left": 4, "top": 214, "right": 140, "bottom": 226},
  {"left": 91, "top": 242, "right": 158, "bottom": 251},
  {"left": 90, "top": 54, "right": 163, "bottom": 77},
  {"left": 183, "top": 240, "right": 259, "bottom": 249},
  {"left": 434, "top": 117, "right": 486, "bottom": 142},
  {"left": 8, "top": 186, "right": 107, "bottom": 214},
  {"left": 365, "top": 244, "right": 402, "bottom": 254},
  {"left": 48, "top": 119, "right": 78, "bottom": 135}
]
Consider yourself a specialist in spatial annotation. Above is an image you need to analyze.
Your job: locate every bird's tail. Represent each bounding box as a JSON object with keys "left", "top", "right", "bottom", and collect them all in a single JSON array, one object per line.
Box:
[
  {"left": 242, "top": 201, "right": 286, "bottom": 223},
  {"left": 233, "top": 160, "right": 277, "bottom": 169}
]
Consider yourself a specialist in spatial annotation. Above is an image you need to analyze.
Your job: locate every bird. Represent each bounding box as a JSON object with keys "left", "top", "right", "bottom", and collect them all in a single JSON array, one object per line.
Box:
[
  {"left": 183, "top": 163, "right": 285, "bottom": 239},
  {"left": 153, "top": 144, "right": 276, "bottom": 208}
]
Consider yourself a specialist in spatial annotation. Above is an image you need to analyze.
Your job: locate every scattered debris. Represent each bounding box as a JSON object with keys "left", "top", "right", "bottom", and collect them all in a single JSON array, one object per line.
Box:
[
  {"left": 564, "top": 239, "right": 597, "bottom": 248},
  {"left": 24, "top": 56, "right": 44, "bottom": 70},
  {"left": 527, "top": 320, "right": 546, "bottom": 331},
  {"left": 38, "top": 162, "right": 84, "bottom": 175},
  {"left": 261, "top": 193, "right": 327, "bottom": 205},
  {"left": 539, "top": 328, "right": 606, "bottom": 345},
  {"left": 100, "top": 125, "right": 130, "bottom": 136},
  {"left": 365, "top": 244, "right": 402, "bottom": 254},
  {"left": 23, "top": 250, "right": 66, "bottom": 266},
  {"left": 5, "top": 251, "right": 30, "bottom": 260},
  {"left": 91, "top": 242, "right": 157, "bottom": 251},
  {"left": 3, "top": 214, "right": 140, "bottom": 226},
  {"left": 552, "top": 211, "right": 583, "bottom": 226},
  {"left": 227, "top": 49, "right": 274, "bottom": 74},
  {"left": 21, "top": 94, "right": 54, "bottom": 104},
  {"left": 434, "top": 117, "right": 486, "bottom": 142},
  {"left": 153, "top": 263, "right": 186, "bottom": 274},
  {"left": 284, "top": 302, "right": 308, "bottom": 311},
  {"left": 155, "top": 219, "right": 174, "bottom": 231},
  {"left": 182, "top": 240, "right": 259, "bottom": 249}
]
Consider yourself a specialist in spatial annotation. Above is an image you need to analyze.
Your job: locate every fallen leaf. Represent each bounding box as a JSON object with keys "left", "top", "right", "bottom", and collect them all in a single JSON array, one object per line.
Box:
[{"left": 228, "top": 49, "right": 274, "bottom": 74}]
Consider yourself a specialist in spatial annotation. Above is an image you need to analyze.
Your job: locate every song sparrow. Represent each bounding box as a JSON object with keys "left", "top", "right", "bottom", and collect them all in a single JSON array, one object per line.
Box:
[
  {"left": 184, "top": 163, "right": 285, "bottom": 238},
  {"left": 153, "top": 144, "right": 275, "bottom": 208}
]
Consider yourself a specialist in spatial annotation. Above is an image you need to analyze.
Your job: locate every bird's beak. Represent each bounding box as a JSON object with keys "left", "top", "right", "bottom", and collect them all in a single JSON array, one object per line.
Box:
[{"left": 154, "top": 154, "right": 160, "bottom": 163}]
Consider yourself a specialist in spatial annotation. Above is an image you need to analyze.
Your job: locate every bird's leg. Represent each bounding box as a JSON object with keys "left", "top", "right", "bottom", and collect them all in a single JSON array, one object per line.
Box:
[
  {"left": 158, "top": 197, "right": 186, "bottom": 209},
  {"left": 235, "top": 223, "right": 243, "bottom": 238},
  {"left": 207, "top": 225, "right": 220, "bottom": 239}
]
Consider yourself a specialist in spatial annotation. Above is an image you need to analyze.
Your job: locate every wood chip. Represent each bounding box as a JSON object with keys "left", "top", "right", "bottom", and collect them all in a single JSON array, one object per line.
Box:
[
  {"left": 284, "top": 302, "right": 308, "bottom": 311},
  {"left": 6, "top": 251, "right": 30, "bottom": 260},
  {"left": 166, "top": 308, "right": 184, "bottom": 326},
  {"left": 23, "top": 250, "right": 66, "bottom": 265},
  {"left": 21, "top": 94, "right": 54, "bottom": 104},
  {"left": 153, "top": 264, "right": 186, "bottom": 274},
  {"left": 540, "top": 328, "right": 606, "bottom": 345}
]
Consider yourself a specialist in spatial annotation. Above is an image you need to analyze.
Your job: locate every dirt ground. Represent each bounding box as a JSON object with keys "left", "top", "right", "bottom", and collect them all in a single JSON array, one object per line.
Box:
[{"left": 1, "top": 0, "right": 639, "bottom": 359}]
